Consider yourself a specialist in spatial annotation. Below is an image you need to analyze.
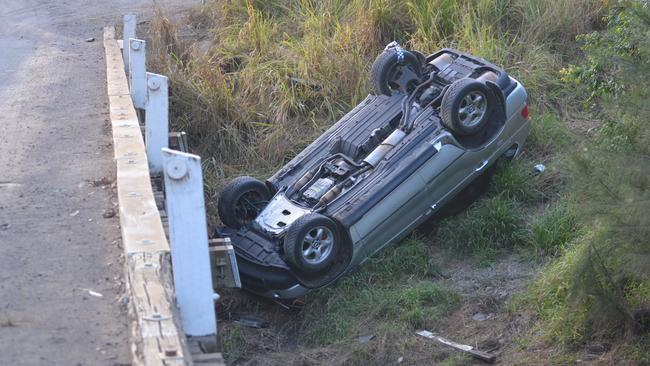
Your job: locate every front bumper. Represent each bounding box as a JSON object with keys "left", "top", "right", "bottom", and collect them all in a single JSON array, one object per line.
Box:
[
  {"left": 235, "top": 253, "right": 308, "bottom": 300},
  {"left": 216, "top": 226, "right": 309, "bottom": 300}
]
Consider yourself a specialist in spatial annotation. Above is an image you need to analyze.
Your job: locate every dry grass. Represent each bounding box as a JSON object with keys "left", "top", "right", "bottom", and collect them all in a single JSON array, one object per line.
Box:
[
  {"left": 141, "top": 1, "right": 650, "bottom": 364},
  {"left": 148, "top": 0, "right": 606, "bottom": 220}
]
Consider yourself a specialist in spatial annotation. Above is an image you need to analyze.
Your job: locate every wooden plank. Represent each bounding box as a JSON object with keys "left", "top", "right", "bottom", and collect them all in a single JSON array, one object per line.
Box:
[
  {"left": 416, "top": 331, "right": 496, "bottom": 363},
  {"left": 104, "top": 26, "right": 191, "bottom": 366},
  {"left": 169, "top": 131, "right": 189, "bottom": 152},
  {"left": 208, "top": 238, "right": 241, "bottom": 288},
  {"left": 187, "top": 337, "right": 224, "bottom": 366},
  {"left": 127, "top": 253, "right": 187, "bottom": 366},
  {"left": 192, "top": 353, "right": 226, "bottom": 363}
]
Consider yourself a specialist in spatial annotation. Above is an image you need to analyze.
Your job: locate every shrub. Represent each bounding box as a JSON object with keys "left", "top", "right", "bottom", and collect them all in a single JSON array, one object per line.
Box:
[{"left": 529, "top": 1, "right": 650, "bottom": 345}]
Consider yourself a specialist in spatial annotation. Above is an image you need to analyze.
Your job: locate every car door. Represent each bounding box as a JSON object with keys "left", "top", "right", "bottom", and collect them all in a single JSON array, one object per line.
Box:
[
  {"left": 349, "top": 143, "right": 465, "bottom": 264},
  {"left": 426, "top": 133, "right": 510, "bottom": 213}
]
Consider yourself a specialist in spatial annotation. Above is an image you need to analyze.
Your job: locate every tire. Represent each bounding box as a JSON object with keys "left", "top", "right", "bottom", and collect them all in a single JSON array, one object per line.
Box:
[
  {"left": 371, "top": 49, "right": 422, "bottom": 96},
  {"left": 440, "top": 78, "right": 496, "bottom": 136},
  {"left": 218, "top": 176, "right": 270, "bottom": 229},
  {"left": 283, "top": 213, "right": 341, "bottom": 273},
  {"left": 412, "top": 50, "right": 427, "bottom": 66}
]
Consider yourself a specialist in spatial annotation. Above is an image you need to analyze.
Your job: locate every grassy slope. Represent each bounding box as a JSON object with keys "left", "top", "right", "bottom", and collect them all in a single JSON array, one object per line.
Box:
[
  {"left": 520, "top": 4, "right": 650, "bottom": 364},
  {"left": 147, "top": 0, "right": 649, "bottom": 364}
]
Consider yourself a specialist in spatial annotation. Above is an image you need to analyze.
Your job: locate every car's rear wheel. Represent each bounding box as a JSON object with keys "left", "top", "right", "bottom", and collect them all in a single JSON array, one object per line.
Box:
[
  {"left": 284, "top": 213, "right": 340, "bottom": 274},
  {"left": 371, "top": 48, "right": 422, "bottom": 96},
  {"left": 218, "top": 176, "right": 270, "bottom": 229},
  {"left": 440, "top": 78, "right": 496, "bottom": 136}
]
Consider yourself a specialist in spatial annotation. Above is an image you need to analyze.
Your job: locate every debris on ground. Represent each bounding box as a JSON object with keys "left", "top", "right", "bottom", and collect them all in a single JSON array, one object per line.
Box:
[
  {"left": 102, "top": 208, "right": 116, "bottom": 219},
  {"left": 70, "top": 210, "right": 80, "bottom": 217},
  {"left": 356, "top": 335, "right": 375, "bottom": 344},
  {"left": 286, "top": 75, "right": 322, "bottom": 91},
  {"left": 471, "top": 312, "right": 494, "bottom": 321},
  {"left": 87, "top": 290, "right": 104, "bottom": 298},
  {"left": 85, "top": 37, "right": 95, "bottom": 42},
  {"left": 416, "top": 330, "right": 496, "bottom": 363},
  {"left": 533, "top": 164, "right": 546, "bottom": 175},
  {"left": 92, "top": 177, "right": 113, "bottom": 187},
  {"left": 229, "top": 313, "right": 269, "bottom": 329}
]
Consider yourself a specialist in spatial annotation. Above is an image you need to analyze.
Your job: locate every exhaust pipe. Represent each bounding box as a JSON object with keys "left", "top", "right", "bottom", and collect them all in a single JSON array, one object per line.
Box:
[{"left": 363, "top": 129, "right": 407, "bottom": 167}]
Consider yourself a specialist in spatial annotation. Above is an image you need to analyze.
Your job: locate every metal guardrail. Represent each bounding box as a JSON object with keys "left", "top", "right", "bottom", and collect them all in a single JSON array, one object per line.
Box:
[{"left": 104, "top": 14, "right": 230, "bottom": 364}]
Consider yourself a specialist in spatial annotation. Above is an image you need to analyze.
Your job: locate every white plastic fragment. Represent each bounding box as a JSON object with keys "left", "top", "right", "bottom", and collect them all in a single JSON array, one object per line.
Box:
[{"left": 88, "top": 290, "right": 104, "bottom": 298}]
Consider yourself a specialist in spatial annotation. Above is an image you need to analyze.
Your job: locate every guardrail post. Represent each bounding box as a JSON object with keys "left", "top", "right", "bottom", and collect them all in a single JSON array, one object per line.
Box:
[
  {"left": 122, "top": 14, "right": 136, "bottom": 74},
  {"left": 162, "top": 148, "right": 217, "bottom": 337},
  {"left": 145, "top": 73, "right": 169, "bottom": 174},
  {"left": 128, "top": 38, "right": 146, "bottom": 109}
]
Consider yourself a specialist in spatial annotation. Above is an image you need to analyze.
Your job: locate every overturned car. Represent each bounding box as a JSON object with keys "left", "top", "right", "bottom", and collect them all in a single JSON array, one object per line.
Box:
[{"left": 215, "top": 44, "right": 531, "bottom": 301}]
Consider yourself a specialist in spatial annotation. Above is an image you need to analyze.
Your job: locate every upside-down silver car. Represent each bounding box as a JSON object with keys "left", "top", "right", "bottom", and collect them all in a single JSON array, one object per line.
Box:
[{"left": 215, "top": 43, "right": 531, "bottom": 302}]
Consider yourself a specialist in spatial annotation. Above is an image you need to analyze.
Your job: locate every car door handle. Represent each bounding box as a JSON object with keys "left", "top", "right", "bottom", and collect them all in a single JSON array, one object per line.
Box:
[{"left": 475, "top": 159, "right": 489, "bottom": 172}]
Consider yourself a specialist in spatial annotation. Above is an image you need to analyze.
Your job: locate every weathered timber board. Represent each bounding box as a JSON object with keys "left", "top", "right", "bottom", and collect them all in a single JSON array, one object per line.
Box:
[{"left": 104, "top": 26, "right": 191, "bottom": 366}]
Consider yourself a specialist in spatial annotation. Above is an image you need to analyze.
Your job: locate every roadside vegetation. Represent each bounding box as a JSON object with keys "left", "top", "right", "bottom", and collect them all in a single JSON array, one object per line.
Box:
[
  {"left": 524, "top": 3, "right": 650, "bottom": 362},
  {"left": 146, "top": 0, "right": 649, "bottom": 364}
]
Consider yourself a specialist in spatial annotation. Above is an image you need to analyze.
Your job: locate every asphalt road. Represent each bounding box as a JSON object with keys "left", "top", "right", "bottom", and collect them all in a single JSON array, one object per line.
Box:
[{"left": 0, "top": 1, "right": 191, "bottom": 364}]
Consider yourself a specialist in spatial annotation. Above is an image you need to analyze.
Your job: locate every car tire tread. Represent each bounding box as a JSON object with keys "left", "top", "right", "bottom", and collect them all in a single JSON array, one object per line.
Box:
[{"left": 217, "top": 176, "right": 270, "bottom": 229}]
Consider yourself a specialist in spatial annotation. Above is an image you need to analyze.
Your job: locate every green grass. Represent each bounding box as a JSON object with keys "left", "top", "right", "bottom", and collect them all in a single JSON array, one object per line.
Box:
[
  {"left": 526, "top": 112, "right": 572, "bottom": 157},
  {"left": 617, "top": 334, "right": 650, "bottom": 365},
  {"left": 300, "top": 233, "right": 458, "bottom": 344},
  {"left": 490, "top": 162, "right": 543, "bottom": 203},
  {"left": 436, "top": 195, "right": 528, "bottom": 264},
  {"left": 527, "top": 236, "right": 591, "bottom": 345},
  {"left": 356, "top": 234, "right": 440, "bottom": 284},
  {"left": 219, "top": 326, "right": 250, "bottom": 365},
  {"left": 439, "top": 353, "right": 472, "bottom": 366},
  {"left": 303, "top": 280, "right": 459, "bottom": 345},
  {"left": 530, "top": 201, "right": 579, "bottom": 256},
  {"left": 524, "top": 3, "right": 650, "bottom": 350}
]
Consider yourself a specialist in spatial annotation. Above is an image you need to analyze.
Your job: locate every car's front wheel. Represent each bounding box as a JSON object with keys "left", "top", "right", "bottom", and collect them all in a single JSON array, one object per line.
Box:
[
  {"left": 283, "top": 213, "right": 341, "bottom": 274},
  {"left": 217, "top": 176, "right": 270, "bottom": 229}
]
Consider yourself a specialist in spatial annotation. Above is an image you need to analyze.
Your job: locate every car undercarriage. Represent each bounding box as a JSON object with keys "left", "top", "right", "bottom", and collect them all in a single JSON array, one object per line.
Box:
[{"left": 214, "top": 44, "right": 531, "bottom": 302}]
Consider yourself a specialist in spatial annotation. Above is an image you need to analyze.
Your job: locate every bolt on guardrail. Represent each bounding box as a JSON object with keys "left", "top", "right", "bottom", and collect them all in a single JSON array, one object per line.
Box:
[
  {"left": 162, "top": 148, "right": 217, "bottom": 336},
  {"left": 145, "top": 72, "right": 169, "bottom": 174},
  {"left": 121, "top": 14, "right": 225, "bottom": 340},
  {"left": 128, "top": 38, "right": 146, "bottom": 109},
  {"left": 122, "top": 14, "right": 136, "bottom": 75}
]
